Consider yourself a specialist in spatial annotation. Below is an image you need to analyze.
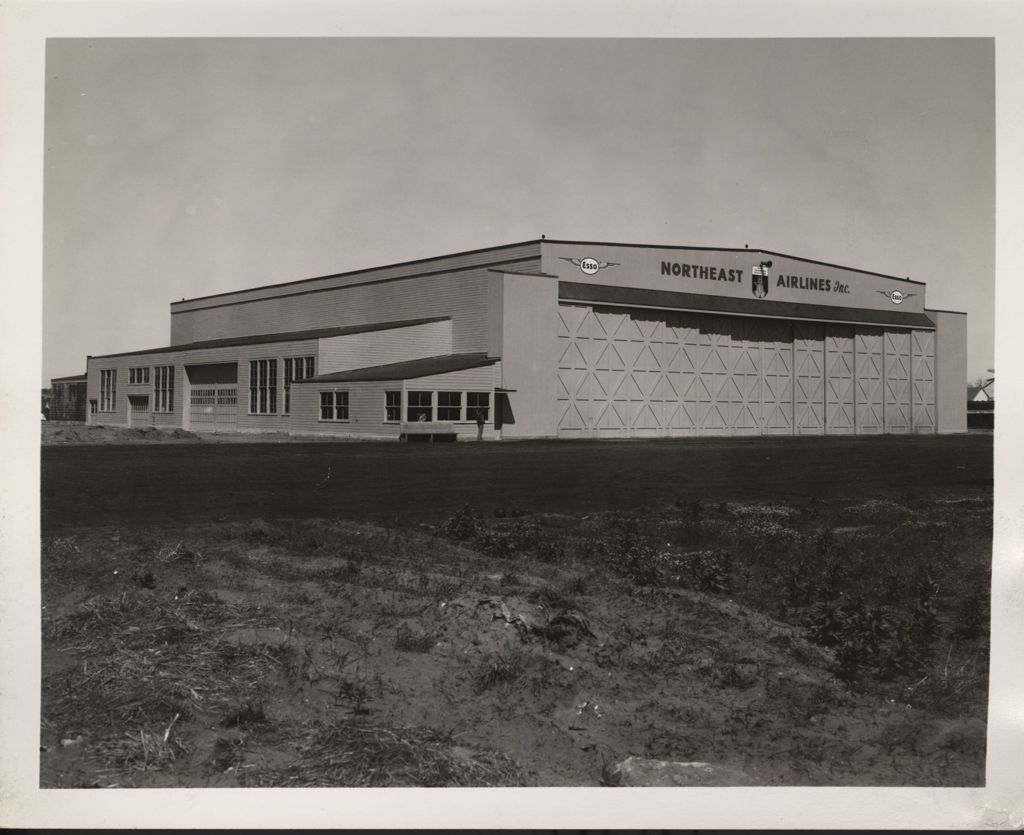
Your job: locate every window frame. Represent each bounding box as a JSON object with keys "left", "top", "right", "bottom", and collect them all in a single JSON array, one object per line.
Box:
[
  {"left": 153, "top": 365, "right": 175, "bottom": 413},
  {"left": 128, "top": 366, "right": 150, "bottom": 385},
  {"left": 283, "top": 355, "right": 315, "bottom": 414},
  {"left": 384, "top": 390, "right": 401, "bottom": 423},
  {"left": 99, "top": 369, "right": 117, "bottom": 412},
  {"left": 436, "top": 391, "right": 462, "bottom": 422},
  {"left": 249, "top": 359, "right": 278, "bottom": 415},
  {"left": 406, "top": 390, "right": 433, "bottom": 422},
  {"left": 319, "top": 390, "right": 349, "bottom": 422},
  {"left": 467, "top": 391, "right": 490, "bottom": 423}
]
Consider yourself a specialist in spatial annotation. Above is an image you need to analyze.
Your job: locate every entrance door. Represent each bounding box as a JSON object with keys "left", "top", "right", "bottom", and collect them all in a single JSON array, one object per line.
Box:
[{"left": 128, "top": 395, "right": 151, "bottom": 427}]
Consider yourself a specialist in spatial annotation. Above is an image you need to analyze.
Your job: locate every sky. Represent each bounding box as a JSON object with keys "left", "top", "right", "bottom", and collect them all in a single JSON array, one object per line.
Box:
[{"left": 43, "top": 37, "right": 995, "bottom": 385}]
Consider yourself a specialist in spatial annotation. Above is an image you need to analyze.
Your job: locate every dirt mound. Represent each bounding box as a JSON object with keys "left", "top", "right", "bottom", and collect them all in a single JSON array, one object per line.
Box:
[{"left": 42, "top": 423, "right": 202, "bottom": 445}]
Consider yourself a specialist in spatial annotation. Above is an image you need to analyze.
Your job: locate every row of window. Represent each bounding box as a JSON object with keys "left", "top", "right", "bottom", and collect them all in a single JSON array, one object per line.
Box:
[
  {"left": 98, "top": 367, "right": 174, "bottom": 413},
  {"left": 319, "top": 390, "right": 490, "bottom": 423},
  {"left": 250, "top": 356, "right": 315, "bottom": 415}
]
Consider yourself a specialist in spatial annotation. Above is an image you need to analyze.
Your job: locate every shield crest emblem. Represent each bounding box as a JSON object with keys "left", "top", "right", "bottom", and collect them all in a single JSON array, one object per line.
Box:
[{"left": 752, "top": 263, "right": 769, "bottom": 299}]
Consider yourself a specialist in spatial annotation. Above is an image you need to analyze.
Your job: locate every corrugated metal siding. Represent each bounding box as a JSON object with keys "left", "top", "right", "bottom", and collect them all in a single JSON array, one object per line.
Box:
[
  {"left": 171, "top": 259, "right": 541, "bottom": 348},
  {"left": 318, "top": 320, "right": 453, "bottom": 374}
]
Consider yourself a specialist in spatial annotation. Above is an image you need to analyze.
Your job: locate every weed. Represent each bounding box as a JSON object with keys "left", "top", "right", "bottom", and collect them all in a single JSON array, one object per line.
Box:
[
  {"left": 394, "top": 624, "right": 435, "bottom": 654},
  {"left": 473, "top": 649, "right": 527, "bottom": 693},
  {"left": 441, "top": 505, "right": 484, "bottom": 541}
]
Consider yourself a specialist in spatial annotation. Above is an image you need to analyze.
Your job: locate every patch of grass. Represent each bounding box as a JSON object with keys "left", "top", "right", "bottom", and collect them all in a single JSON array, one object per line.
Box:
[{"left": 240, "top": 718, "right": 531, "bottom": 787}]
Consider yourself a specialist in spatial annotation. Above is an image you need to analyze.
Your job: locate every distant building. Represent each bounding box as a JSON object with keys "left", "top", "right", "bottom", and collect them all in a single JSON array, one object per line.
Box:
[
  {"left": 968, "top": 376, "right": 994, "bottom": 402},
  {"left": 82, "top": 238, "right": 968, "bottom": 438},
  {"left": 49, "top": 373, "right": 88, "bottom": 422}
]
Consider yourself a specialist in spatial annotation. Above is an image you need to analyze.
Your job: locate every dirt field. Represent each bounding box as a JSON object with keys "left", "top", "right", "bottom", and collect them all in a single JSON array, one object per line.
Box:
[{"left": 39, "top": 434, "right": 991, "bottom": 788}]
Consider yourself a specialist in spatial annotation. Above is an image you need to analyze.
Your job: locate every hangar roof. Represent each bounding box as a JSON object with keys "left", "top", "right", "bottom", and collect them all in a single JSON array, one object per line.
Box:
[
  {"left": 304, "top": 353, "right": 498, "bottom": 384},
  {"left": 89, "top": 317, "right": 449, "bottom": 359}
]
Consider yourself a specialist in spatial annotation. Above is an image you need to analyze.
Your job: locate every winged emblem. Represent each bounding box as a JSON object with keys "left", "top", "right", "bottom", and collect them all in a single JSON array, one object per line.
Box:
[
  {"left": 877, "top": 289, "right": 916, "bottom": 305},
  {"left": 559, "top": 256, "right": 620, "bottom": 275}
]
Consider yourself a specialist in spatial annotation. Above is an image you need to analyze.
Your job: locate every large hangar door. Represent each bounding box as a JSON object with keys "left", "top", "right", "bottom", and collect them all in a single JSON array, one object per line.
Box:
[{"left": 186, "top": 363, "right": 238, "bottom": 433}]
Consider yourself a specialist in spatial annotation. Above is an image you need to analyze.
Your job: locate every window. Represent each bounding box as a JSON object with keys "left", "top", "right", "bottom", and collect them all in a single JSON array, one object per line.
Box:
[
  {"left": 99, "top": 370, "right": 116, "bottom": 412},
  {"left": 249, "top": 359, "right": 277, "bottom": 414},
  {"left": 129, "top": 367, "right": 150, "bottom": 385},
  {"left": 467, "top": 392, "right": 490, "bottom": 422},
  {"left": 283, "top": 356, "right": 315, "bottom": 414},
  {"left": 153, "top": 366, "right": 174, "bottom": 412},
  {"left": 319, "top": 391, "right": 349, "bottom": 421},
  {"left": 385, "top": 391, "right": 401, "bottom": 422},
  {"left": 437, "top": 391, "right": 462, "bottom": 421},
  {"left": 407, "top": 391, "right": 432, "bottom": 422}
]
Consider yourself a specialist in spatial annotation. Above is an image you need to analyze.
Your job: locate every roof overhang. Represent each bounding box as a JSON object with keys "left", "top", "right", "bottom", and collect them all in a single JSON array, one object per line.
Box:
[
  {"left": 558, "top": 281, "right": 935, "bottom": 330},
  {"left": 301, "top": 352, "right": 499, "bottom": 384}
]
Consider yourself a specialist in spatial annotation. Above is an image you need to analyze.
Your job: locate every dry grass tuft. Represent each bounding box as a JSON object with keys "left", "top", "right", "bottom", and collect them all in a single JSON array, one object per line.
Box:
[{"left": 241, "top": 719, "right": 531, "bottom": 787}]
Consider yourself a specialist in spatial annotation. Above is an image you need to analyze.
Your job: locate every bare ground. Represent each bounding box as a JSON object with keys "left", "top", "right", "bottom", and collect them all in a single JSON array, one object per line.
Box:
[{"left": 40, "top": 492, "right": 990, "bottom": 787}]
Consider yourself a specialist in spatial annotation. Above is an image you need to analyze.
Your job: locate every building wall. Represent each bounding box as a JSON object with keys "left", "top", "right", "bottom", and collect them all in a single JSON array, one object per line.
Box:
[
  {"left": 493, "top": 272, "right": 561, "bottom": 438},
  {"left": 86, "top": 337, "right": 321, "bottom": 432},
  {"left": 289, "top": 363, "right": 501, "bottom": 440},
  {"left": 170, "top": 244, "right": 542, "bottom": 348},
  {"left": 318, "top": 319, "right": 452, "bottom": 374},
  {"left": 928, "top": 309, "right": 968, "bottom": 433},
  {"left": 555, "top": 302, "right": 937, "bottom": 437}
]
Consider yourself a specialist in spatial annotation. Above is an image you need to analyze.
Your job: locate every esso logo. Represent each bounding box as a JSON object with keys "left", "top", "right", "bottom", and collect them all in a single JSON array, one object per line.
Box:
[
  {"left": 890, "top": 291, "right": 905, "bottom": 305},
  {"left": 579, "top": 258, "right": 600, "bottom": 275}
]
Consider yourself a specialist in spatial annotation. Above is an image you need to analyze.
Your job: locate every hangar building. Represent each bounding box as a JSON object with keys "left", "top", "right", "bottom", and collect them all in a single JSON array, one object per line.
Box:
[{"left": 84, "top": 239, "right": 967, "bottom": 439}]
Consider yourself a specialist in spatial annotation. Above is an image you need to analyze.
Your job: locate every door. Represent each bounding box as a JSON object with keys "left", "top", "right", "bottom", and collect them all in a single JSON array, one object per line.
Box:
[
  {"left": 186, "top": 363, "right": 239, "bottom": 433},
  {"left": 128, "top": 395, "right": 150, "bottom": 427}
]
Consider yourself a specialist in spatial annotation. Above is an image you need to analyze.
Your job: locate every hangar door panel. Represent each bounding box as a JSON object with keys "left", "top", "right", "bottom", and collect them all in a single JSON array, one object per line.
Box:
[
  {"left": 697, "top": 316, "right": 732, "bottom": 435},
  {"left": 855, "top": 328, "right": 884, "bottom": 433},
  {"left": 794, "top": 323, "right": 825, "bottom": 434},
  {"left": 665, "top": 313, "right": 701, "bottom": 436},
  {"left": 825, "top": 325, "right": 856, "bottom": 434},
  {"left": 727, "top": 318, "right": 762, "bottom": 435},
  {"left": 884, "top": 330, "right": 912, "bottom": 433},
  {"left": 760, "top": 320, "right": 794, "bottom": 435},
  {"left": 911, "top": 329, "right": 936, "bottom": 433}
]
